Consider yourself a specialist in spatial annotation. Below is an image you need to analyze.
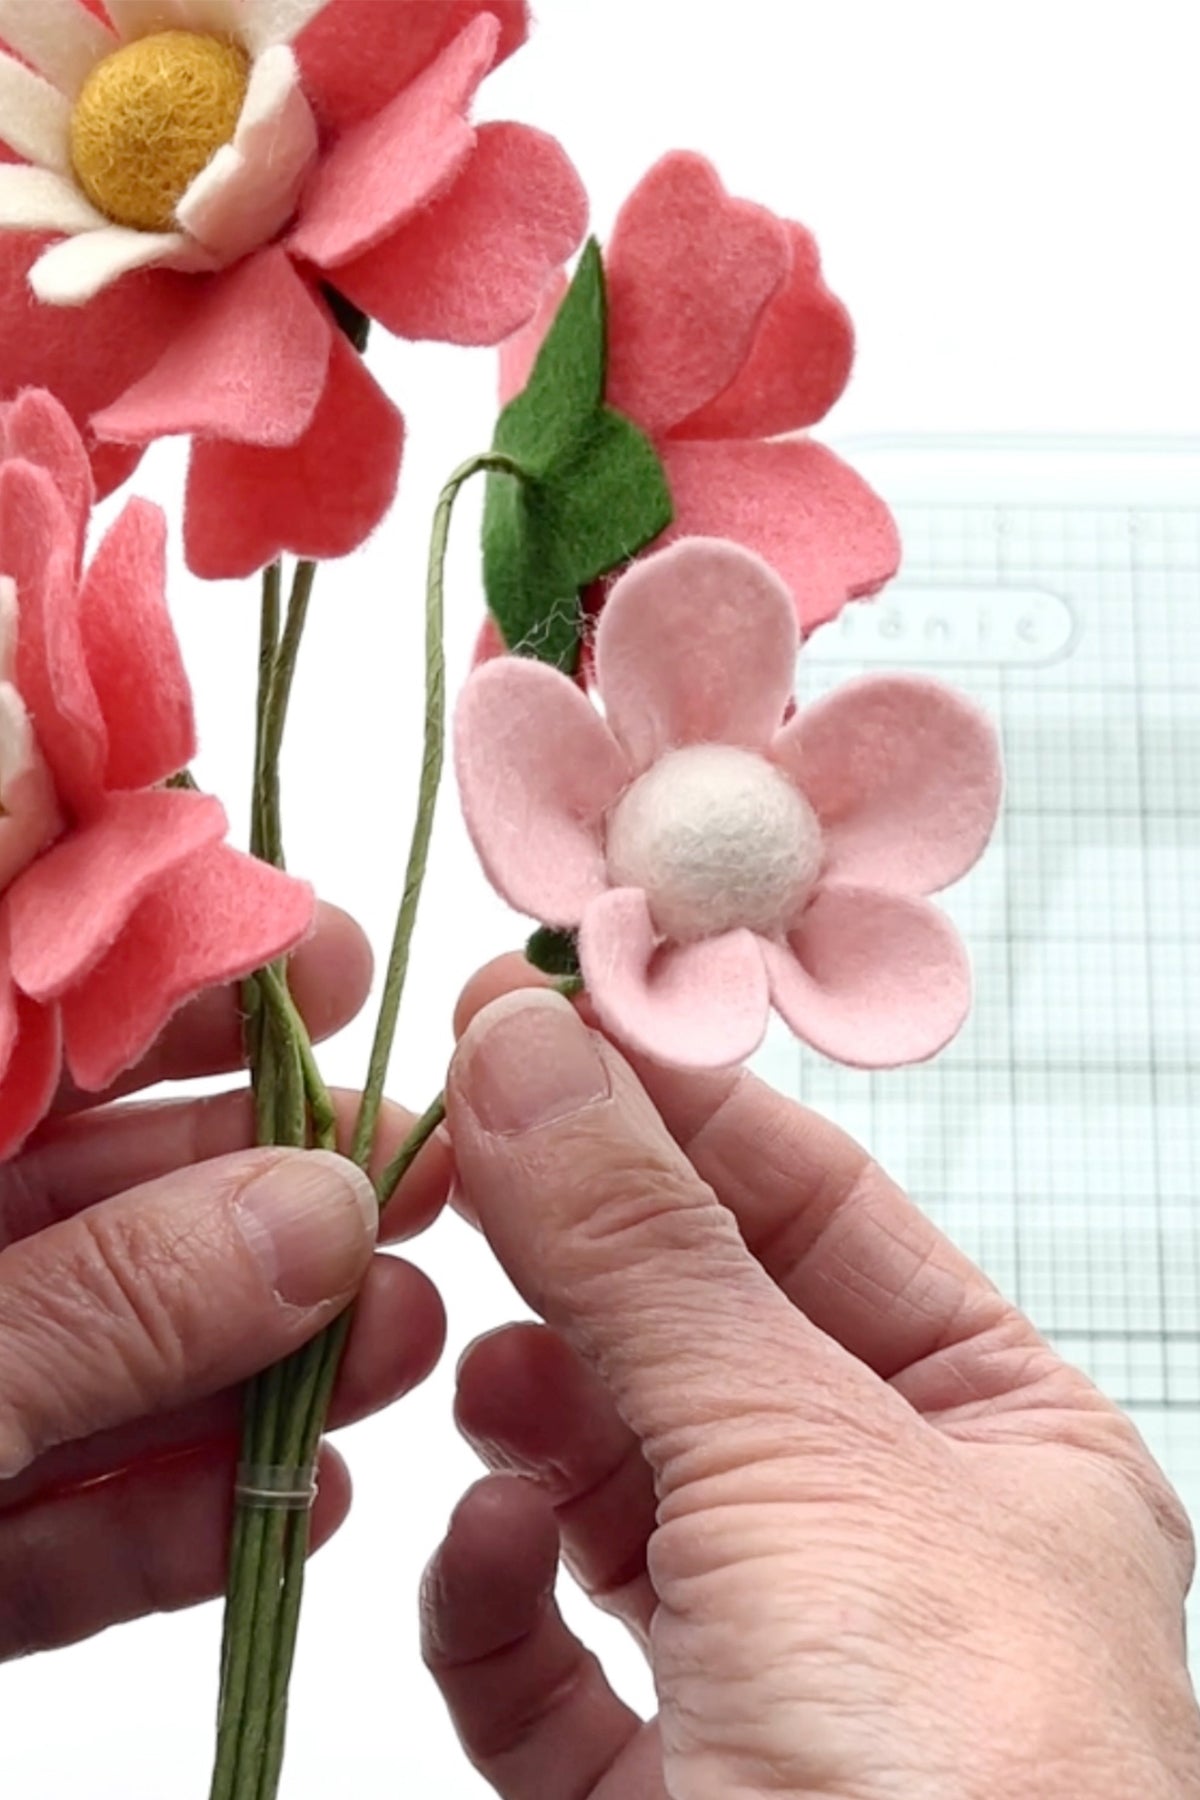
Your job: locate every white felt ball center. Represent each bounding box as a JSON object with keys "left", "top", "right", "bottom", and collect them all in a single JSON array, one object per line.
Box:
[{"left": 606, "top": 744, "right": 824, "bottom": 943}]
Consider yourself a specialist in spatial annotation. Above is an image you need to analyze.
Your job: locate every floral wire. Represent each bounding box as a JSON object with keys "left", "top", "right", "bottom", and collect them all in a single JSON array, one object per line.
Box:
[
  {"left": 255, "top": 965, "right": 338, "bottom": 1150},
  {"left": 350, "top": 451, "right": 529, "bottom": 1172},
  {"left": 258, "top": 559, "right": 318, "bottom": 870}
]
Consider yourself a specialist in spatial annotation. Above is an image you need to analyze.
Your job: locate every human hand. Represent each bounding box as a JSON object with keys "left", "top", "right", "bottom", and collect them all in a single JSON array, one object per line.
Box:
[
  {"left": 0, "top": 904, "right": 450, "bottom": 1660},
  {"left": 422, "top": 960, "right": 1200, "bottom": 1800}
]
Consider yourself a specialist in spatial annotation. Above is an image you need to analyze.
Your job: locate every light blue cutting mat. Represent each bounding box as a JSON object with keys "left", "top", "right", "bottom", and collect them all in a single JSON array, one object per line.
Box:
[{"left": 757, "top": 438, "right": 1200, "bottom": 1663}]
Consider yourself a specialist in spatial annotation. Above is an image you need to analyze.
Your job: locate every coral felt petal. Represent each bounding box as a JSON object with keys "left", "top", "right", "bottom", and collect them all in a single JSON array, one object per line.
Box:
[
  {"left": 93, "top": 248, "right": 331, "bottom": 448},
  {"left": 0, "top": 461, "right": 106, "bottom": 809},
  {"left": 580, "top": 888, "right": 770, "bottom": 1069},
  {"left": 681, "top": 223, "right": 856, "bottom": 440},
  {"left": 764, "top": 886, "right": 972, "bottom": 1068},
  {"left": 0, "top": 234, "right": 197, "bottom": 496},
  {"left": 293, "top": 0, "right": 526, "bottom": 134},
  {"left": 595, "top": 539, "right": 798, "bottom": 774},
  {"left": 183, "top": 329, "right": 403, "bottom": 577},
  {"left": 0, "top": 52, "right": 72, "bottom": 172},
  {"left": 332, "top": 122, "right": 587, "bottom": 346},
  {"left": 8, "top": 788, "right": 227, "bottom": 1000},
  {"left": 0, "top": 387, "right": 94, "bottom": 562},
  {"left": 0, "top": 0, "right": 116, "bottom": 96},
  {"left": 455, "top": 657, "right": 628, "bottom": 927},
  {"left": 77, "top": 497, "right": 196, "bottom": 788},
  {"left": 605, "top": 153, "right": 790, "bottom": 437},
  {"left": 774, "top": 675, "right": 1003, "bottom": 896},
  {"left": 61, "top": 844, "right": 315, "bottom": 1093},
  {"left": 0, "top": 978, "right": 61, "bottom": 1159},
  {"left": 660, "top": 439, "right": 902, "bottom": 634},
  {"left": 499, "top": 268, "right": 566, "bottom": 404},
  {"left": 291, "top": 15, "right": 496, "bottom": 270},
  {"left": 176, "top": 48, "right": 318, "bottom": 263},
  {"left": 0, "top": 165, "right": 106, "bottom": 233}
]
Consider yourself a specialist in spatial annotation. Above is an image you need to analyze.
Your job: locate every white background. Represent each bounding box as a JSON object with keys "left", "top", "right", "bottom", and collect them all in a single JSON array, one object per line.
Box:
[{"left": 6, "top": 1, "right": 1199, "bottom": 1793}]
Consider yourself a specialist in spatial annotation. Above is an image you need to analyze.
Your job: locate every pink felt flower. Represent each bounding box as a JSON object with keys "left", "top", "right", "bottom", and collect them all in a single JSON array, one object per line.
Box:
[
  {"left": 0, "top": 389, "right": 313, "bottom": 1155},
  {"left": 457, "top": 538, "right": 1002, "bottom": 1071},
  {"left": 0, "top": 0, "right": 586, "bottom": 577},
  {"left": 500, "top": 152, "right": 901, "bottom": 638}
]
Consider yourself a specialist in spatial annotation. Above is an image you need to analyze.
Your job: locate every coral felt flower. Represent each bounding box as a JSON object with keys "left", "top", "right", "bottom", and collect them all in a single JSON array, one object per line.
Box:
[
  {"left": 0, "top": 389, "right": 313, "bottom": 1155},
  {"left": 0, "top": 0, "right": 586, "bottom": 577},
  {"left": 501, "top": 152, "right": 901, "bottom": 636},
  {"left": 456, "top": 538, "right": 1002, "bottom": 1072}
]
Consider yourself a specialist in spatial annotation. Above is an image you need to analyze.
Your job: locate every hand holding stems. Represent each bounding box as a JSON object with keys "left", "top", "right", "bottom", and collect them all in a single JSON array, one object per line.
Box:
[
  {"left": 211, "top": 448, "right": 530, "bottom": 1800},
  {"left": 423, "top": 960, "right": 1200, "bottom": 1800},
  {"left": 0, "top": 911, "right": 448, "bottom": 1665}
]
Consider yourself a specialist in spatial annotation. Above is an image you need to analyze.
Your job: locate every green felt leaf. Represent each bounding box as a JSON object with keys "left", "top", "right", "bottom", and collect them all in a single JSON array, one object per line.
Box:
[
  {"left": 494, "top": 238, "right": 606, "bottom": 473},
  {"left": 483, "top": 239, "right": 674, "bottom": 674},
  {"left": 525, "top": 925, "right": 582, "bottom": 979}
]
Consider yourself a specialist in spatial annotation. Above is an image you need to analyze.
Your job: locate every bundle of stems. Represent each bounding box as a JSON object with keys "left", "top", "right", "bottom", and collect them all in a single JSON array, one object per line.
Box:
[{"left": 208, "top": 452, "right": 516, "bottom": 1799}]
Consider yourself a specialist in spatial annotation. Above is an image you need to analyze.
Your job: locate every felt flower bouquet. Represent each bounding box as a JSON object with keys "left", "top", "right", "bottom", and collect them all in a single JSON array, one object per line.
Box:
[{"left": 0, "top": 1, "right": 1002, "bottom": 1794}]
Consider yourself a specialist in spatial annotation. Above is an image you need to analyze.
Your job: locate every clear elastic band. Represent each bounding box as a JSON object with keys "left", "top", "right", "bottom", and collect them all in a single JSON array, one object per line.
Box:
[{"left": 235, "top": 1463, "right": 318, "bottom": 1512}]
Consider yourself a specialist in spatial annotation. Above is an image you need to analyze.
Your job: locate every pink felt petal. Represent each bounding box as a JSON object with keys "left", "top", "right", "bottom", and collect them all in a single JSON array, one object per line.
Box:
[
  {"left": 61, "top": 843, "right": 315, "bottom": 1092},
  {"left": 294, "top": 0, "right": 526, "bottom": 134},
  {"left": 455, "top": 656, "right": 628, "bottom": 927},
  {"left": 498, "top": 267, "right": 565, "bottom": 404},
  {"left": 0, "top": 460, "right": 105, "bottom": 811},
  {"left": 77, "top": 497, "right": 196, "bottom": 789},
  {"left": 0, "top": 976, "right": 61, "bottom": 1159},
  {"left": 0, "top": 387, "right": 93, "bottom": 566},
  {"left": 93, "top": 249, "right": 331, "bottom": 449},
  {"left": 332, "top": 121, "right": 587, "bottom": 346},
  {"left": 8, "top": 788, "right": 227, "bottom": 1001},
  {"left": 0, "top": 232, "right": 197, "bottom": 494},
  {"left": 595, "top": 538, "right": 798, "bottom": 775},
  {"left": 763, "top": 885, "right": 972, "bottom": 1068},
  {"left": 580, "top": 888, "right": 769, "bottom": 1069},
  {"left": 661, "top": 438, "right": 901, "bottom": 634},
  {"left": 604, "top": 153, "right": 789, "bottom": 438},
  {"left": 290, "top": 15, "right": 496, "bottom": 270},
  {"left": 183, "top": 330, "right": 404, "bottom": 578},
  {"left": 679, "top": 223, "right": 855, "bottom": 440},
  {"left": 774, "top": 675, "right": 1002, "bottom": 897}
]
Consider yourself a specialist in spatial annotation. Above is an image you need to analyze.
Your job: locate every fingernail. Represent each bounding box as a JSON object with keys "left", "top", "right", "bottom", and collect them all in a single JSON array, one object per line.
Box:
[
  {"left": 235, "top": 1151, "right": 378, "bottom": 1309},
  {"left": 461, "top": 990, "right": 610, "bottom": 1137}
]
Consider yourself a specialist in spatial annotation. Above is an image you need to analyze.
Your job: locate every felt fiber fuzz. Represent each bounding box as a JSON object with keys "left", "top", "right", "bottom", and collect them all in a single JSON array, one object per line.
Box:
[{"left": 457, "top": 537, "right": 1003, "bottom": 1073}]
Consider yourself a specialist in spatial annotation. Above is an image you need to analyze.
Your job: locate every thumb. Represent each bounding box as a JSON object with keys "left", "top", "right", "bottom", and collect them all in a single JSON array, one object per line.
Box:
[{"left": 448, "top": 990, "right": 915, "bottom": 1490}]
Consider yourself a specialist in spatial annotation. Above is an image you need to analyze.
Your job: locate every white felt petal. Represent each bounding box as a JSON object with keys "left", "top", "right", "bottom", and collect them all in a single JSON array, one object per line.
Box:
[
  {"left": 0, "top": 0, "right": 116, "bottom": 97},
  {"left": 104, "top": 0, "right": 240, "bottom": 38},
  {"left": 176, "top": 47, "right": 317, "bottom": 260},
  {"left": 30, "top": 226, "right": 194, "bottom": 305},
  {"left": 0, "top": 52, "right": 72, "bottom": 173},
  {"left": 0, "top": 164, "right": 106, "bottom": 234},
  {"left": 241, "top": 0, "right": 332, "bottom": 56}
]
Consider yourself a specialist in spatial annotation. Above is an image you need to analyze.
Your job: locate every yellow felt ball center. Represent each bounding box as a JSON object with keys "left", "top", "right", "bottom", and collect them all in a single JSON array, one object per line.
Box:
[{"left": 70, "top": 31, "right": 249, "bottom": 234}]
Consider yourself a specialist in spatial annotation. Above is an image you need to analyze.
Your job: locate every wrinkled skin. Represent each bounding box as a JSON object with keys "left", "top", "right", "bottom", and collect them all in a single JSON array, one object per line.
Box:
[
  {"left": 0, "top": 903, "right": 450, "bottom": 1657},
  {"left": 424, "top": 958, "right": 1200, "bottom": 1800}
]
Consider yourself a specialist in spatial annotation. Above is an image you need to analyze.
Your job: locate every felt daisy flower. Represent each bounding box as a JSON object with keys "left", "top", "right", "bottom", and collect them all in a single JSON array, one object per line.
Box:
[
  {"left": 457, "top": 537, "right": 1002, "bottom": 1071},
  {"left": 0, "top": 0, "right": 586, "bottom": 577},
  {"left": 500, "top": 151, "right": 901, "bottom": 638},
  {"left": 0, "top": 389, "right": 313, "bottom": 1154}
]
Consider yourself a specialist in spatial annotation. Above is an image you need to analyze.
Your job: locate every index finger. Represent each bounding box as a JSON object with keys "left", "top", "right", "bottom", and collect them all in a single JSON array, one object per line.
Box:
[{"left": 454, "top": 954, "right": 1026, "bottom": 1397}]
